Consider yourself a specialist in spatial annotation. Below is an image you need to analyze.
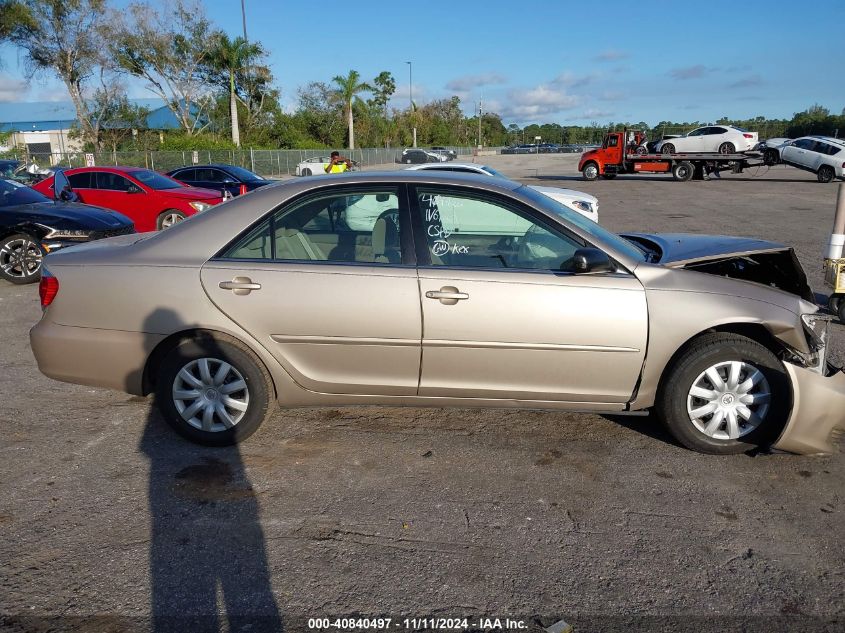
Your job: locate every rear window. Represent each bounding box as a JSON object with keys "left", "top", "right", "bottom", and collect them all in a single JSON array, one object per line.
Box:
[{"left": 130, "top": 169, "right": 182, "bottom": 190}]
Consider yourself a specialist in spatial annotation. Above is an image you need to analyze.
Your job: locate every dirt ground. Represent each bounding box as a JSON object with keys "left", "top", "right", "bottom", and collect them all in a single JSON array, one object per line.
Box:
[{"left": 1, "top": 155, "right": 843, "bottom": 633}]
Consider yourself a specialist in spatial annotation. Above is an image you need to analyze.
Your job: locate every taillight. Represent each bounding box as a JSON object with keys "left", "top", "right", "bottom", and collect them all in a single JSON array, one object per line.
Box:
[
  {"left": 239, "top": 184, "right": 248, "bottom": 196},
  {"left": 39, "top": 272, "right": 59, "bottom": 307},
  {"left": 743, "top": 133, "right": 754, "bottom": 138}
]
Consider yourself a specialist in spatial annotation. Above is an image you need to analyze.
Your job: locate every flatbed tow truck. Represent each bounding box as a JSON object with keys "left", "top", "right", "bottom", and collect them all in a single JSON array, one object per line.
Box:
[{"left": 578, "top": 128, "right": 767, "bottom": 182}]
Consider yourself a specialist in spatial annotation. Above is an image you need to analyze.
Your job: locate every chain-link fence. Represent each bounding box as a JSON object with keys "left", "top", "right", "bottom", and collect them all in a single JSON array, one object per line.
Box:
[{"left": 2, "top": 146, "right": 475, "bottom": 177}]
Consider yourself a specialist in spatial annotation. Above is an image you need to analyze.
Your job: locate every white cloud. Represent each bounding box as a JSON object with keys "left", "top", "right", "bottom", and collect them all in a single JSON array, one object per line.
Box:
[
  {"left": 594, "top": 50, "right": 629, "bottom": 62},
  {"left": 445, "top": 73, "right": 507, "bottom": 92},
  {"left": 551, "top": 72, "right": 596, "bottom": 89},
  {"left": 499, "top": 84, "right": 580, "bottom": 119},
  {"left": 0, "top": 75, "right": 29, "bottom": 102}
]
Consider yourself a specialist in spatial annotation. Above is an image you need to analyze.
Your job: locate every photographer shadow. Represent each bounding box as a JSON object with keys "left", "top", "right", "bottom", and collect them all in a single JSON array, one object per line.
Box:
[{"left": 136, "top": 309, "right": 283, "bottom": 632}]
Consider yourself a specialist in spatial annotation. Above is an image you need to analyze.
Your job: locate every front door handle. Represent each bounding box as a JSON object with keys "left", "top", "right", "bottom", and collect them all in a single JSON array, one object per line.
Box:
[
  {"left": 425, "top": 286, "right": 469, "bottom": 305},
  {"left": 219, "top": 276, "right": 261, "bottom": 295}
]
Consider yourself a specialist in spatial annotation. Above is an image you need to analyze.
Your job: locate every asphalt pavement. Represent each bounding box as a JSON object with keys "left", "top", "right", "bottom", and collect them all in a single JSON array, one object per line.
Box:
[{"left": 1, "top": 154, "right": 843, "bottom": 633}]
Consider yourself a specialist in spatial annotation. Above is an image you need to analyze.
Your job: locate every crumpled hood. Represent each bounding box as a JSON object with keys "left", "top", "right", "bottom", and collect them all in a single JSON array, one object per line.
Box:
[{"left": 621, "top": 232, "right": 788, "bottom": 265}]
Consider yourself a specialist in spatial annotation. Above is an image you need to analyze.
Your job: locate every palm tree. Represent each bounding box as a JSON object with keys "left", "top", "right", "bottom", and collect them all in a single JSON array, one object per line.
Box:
[
  {"left": 331, "top": 70, "right": 371, "bottom": 150},
  {"left": 208, "top": 33, "right": 263, "bottom": 147}
]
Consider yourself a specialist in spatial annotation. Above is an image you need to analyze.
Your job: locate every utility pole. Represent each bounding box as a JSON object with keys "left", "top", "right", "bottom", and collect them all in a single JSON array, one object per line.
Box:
[
  {"left": 406, "top": 61, "right": 416, "bottom": 148},
  {"left": 477, "top": 97, "right": 482, "bottom": 149},
  {"left": 240, "top": 0, "right": 248, "bottom": 41}
]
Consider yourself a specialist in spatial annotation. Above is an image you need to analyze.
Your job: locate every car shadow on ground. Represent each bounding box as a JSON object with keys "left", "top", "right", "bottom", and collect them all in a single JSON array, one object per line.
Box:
[
  {"left": 601, "top": 412, "right": 679, "bottom": 448},
  {"left": 137, "top": 311, "right": 284, "bottom": 632}
]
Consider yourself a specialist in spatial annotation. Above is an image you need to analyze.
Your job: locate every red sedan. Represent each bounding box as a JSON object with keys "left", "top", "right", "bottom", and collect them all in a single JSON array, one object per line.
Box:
[{"left": 33, "top": 166, "right": 223, "bottom": 232}]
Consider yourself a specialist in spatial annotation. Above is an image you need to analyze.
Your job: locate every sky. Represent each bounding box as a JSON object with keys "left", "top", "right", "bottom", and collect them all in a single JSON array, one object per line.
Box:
[{"left": 1, "top": 0, "right": 843, "bottom": 127}]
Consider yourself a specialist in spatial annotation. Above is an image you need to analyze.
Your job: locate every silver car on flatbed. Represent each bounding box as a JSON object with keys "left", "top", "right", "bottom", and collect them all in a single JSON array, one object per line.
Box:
[{"left": 30, "top": 171, "right": 845, "bottom": 454}]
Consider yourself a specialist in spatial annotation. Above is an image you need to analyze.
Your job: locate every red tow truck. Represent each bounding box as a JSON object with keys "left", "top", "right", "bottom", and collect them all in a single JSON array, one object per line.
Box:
[{"left": 578, "top": 129, "right": 764, "bottom": 182}]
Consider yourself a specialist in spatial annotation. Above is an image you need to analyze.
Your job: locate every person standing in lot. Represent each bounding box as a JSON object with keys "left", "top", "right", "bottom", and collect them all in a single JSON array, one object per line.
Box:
[{"left": 325, "top": 151, "right": 353, "bottom": 174}]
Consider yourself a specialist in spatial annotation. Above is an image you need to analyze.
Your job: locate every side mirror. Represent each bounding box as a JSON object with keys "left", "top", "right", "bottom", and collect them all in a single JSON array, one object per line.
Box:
[
  {"left": 572, "top": 247, "right": 614, "bottom": 274},
  {"left": 53, "top": 170, "right": 72, "bottom": 201}
]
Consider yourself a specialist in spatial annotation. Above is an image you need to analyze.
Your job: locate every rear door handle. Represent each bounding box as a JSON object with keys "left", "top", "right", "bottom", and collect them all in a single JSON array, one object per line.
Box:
[
  {"left": 219, "top": 276, "right": 261, "bottom": 295},
  {"left": 425, "top": 286, "right": 469, "bottom": 305}
]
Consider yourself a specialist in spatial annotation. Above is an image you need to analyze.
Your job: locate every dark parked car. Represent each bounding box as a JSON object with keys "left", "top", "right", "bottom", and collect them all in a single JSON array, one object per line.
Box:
[
  {"left": 0, "top": 160, "right": 21, "bottom": 178},
  {"left": 0, "top": 174, "right": 134, "bottom": 284},
  {"left": 501, "top": 144, "right": 539, "bottom": 155},
  {"left": 166, "top": 164, "right": 272, "bottom": 198},
  {"left": 396, "top": 149, "right": 441, "bottom": 164}
]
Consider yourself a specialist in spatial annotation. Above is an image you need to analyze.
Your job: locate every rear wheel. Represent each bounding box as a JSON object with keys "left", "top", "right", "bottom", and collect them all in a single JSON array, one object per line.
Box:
[
  {"left": 656, "top": 333, "right": 788, "bottom": 454},
  {"left": 672, "top": 161, "right": 694, "bottom": 181},
  {"left": 157, "top": 210, "right": 186, "bottom": 230},
  {"left": 718, "top": 142, "right": 735, "bottom": 154},
  {"left": 155, "top": 336, "right": 275, "bottom": 445},
  {"left": 582, "top": 162, "right": 599, "bottom": 181},
  {"left": 818, "top": 165, "right": 835, "bottom": 183},
  {"left": 661, "top": 143, "right": 675, "bottom": 155},
  {"left": 0, "top": 233, "right": 43, "bottom": 284},
  {"left": 302, "top": 168, "right": 312, "bottom": 176}
]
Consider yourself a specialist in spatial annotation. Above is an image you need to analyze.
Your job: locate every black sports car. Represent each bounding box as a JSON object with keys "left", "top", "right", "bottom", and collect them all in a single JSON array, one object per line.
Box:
[
  {"left": 166, "top": 164, "right": 273, "bottom": 198},
  {"left": 0, "top": 173, "right": 135, "bottom": 284}
]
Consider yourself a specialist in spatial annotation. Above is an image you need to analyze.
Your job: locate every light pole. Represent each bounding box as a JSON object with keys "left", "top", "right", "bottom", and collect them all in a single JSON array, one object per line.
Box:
[
  {"left": 240, "top": 0, "right": 248, "bottom": 41},
  {"left": 405, "top": 61, "right": 416, "bottom": 147}
]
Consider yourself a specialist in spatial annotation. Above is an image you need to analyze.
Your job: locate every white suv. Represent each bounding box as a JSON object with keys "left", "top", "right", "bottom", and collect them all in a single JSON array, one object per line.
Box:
[{"left": 779, "top": 136, "right": 845, "bottom": 183}]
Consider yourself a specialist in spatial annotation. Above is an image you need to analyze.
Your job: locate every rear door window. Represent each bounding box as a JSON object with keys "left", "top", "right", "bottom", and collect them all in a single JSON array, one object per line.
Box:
[
  {"left": 67, "top": 172, "right": 93, "bottom": 188},
  {"left": 220, "top": 187, "right": 408, "bottom": 265}
]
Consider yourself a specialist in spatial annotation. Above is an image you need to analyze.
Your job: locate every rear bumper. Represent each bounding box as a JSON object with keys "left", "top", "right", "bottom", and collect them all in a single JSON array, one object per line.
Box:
[
  {"left": 773, "top": 363, "right": 845, "bottom": 454},
  {"left": 30, "top": 319, "right": 164, "bottom": 395}
]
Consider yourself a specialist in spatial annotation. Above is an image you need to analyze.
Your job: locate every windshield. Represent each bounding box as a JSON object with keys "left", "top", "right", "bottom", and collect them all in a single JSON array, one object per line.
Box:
[
  {"left": 129, "top": 169, "right": 183, "bottom": 190},
  {"left": 225, "top": 165, "right": 265, "bottom": 182},
  {"left": 0, "top": 161, "right": 20, "bottom": 178},
  {"left": 517, "top": 185, "right": 646, "bottom": 263},
  {"left": 0, "top": 178, "right": 51, "bottom": 206}
]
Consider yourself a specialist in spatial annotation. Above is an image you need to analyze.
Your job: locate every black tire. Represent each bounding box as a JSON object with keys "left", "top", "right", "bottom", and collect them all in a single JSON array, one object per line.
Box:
[
  {"left": 818, "top": 165, "right": 835, "bottom": 184},
  {"left": 582, "top": 161, "right": 599, "bottom": 181},
  {"left": 302, "top": 168, "right": 312, "bottom": 176},
  {"left": 404, "top": 158, "right": 412, "bottom": 164},
  {"left": 600, "top": 174, "right": 616, "bottom": 180},
  {"left": 838, "top": 299, "right": 845, "bottom": 325},
  {"left": 635, "top": 146, "right": 647, "bottom": 155},
  {"left": 155, "top": 335, "right": 276, "bottom": 446},
  {"left": 655, "top": 333, "right": 789, "bottom": 454},
  {"left": 0, "top": 233, "right": 43, "bottom": 284},
  {"left": 661, "top": 143, "right": 675, "bottom": 155},
  {"left": 157, "top": 210, "right": 187, "bottom": 230},
  {"left": 672, "top": 161, "right": 694, "bottom": 182},
  {"left": 827, "top": 294, "right": 841, "bottom": 315},
  {"left": 763, "top": 149, "right": 779, "bottom": 166},
  {"left": 718, "top": 142, "right": 735, "bottom": 154}
]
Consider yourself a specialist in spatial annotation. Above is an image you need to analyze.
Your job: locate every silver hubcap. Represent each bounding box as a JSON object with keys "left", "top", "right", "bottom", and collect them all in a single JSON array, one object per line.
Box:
[
  {"left": 0, "top": 238, "right": 41, "bottom": 278},
  {"left": 585, "top": 165, "right": 597, "bottom": 178},
  {"left": 161, "top": 213, "right": 184, "bottom": 229},
  {"left": 172, "top": 358, "right": 249, "bottom": 432},
  {"left": 686, "top": 361, "right": 770, "bottom": 440}
]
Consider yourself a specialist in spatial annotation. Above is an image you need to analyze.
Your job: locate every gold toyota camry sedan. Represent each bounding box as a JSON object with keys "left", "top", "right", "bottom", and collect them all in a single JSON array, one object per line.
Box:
[{"left": 30, "top": 171, "right": 845, "bottom": 454}]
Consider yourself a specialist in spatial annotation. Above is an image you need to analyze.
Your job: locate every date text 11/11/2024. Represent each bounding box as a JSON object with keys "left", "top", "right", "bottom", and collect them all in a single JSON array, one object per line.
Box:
[{"left": 307, "top": 616, "right": 532, "bottom": 630}]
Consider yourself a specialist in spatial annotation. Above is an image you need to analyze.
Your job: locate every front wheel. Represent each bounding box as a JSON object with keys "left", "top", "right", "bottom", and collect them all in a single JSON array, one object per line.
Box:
[
  {"left": 655, "top": 333, "right": 788, "bottom": 454},
  {"left": 155, "top": 336, "right": 275, "bottom": 445},
  {"left": 718, "top": 142, "right": 735, "bottom": 154},
  {"left": 157, "top": 210, "right": 187, "bottom": 230},
  {"left": 763, "top": 149, "right": 779, "bottom": 166},
  {"left": 302, "top": 168, "right": 312, "bottom": 176},
  {"left": 818, "top": 165, "right": 835, "bottom": 183},
  {"left": 582, "top": 162, "right": 599, "bottom": 181},
  {"left": 0, "top": 233, "right": 43, "bottom": 284},
  {"left": 661, "top": 143, "right": 675, "bottom": 155}
]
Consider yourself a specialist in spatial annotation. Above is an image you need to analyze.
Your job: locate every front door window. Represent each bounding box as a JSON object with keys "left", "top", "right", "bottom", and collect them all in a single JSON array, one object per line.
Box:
[{"left": 415, "top": 189, "right": 584, "bottom": 271}]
